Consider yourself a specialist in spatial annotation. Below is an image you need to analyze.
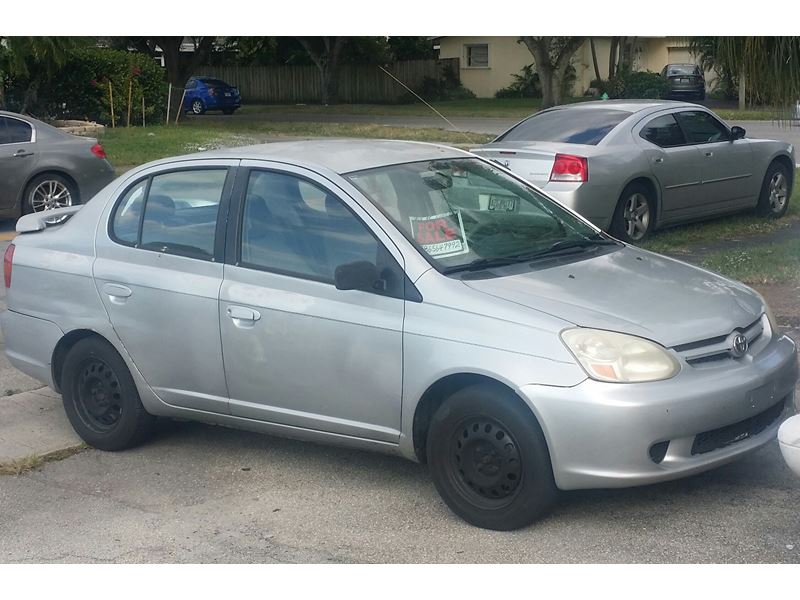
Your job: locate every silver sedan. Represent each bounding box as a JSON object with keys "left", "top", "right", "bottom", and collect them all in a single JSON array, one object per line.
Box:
[
  {"left": 2, "top": 140, "right": 796, "bottom": 530},
  {"left": 472, "top": 100, "right": 795, "bottom": 242},
  {"left": 0, "top": 110, "right": 115, "bottom": 217}
]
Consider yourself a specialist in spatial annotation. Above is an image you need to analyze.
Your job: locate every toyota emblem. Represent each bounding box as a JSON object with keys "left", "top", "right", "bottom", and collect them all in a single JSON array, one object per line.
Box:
[{"left": 728, "top": 333, "right": 749, "bottom": 358}]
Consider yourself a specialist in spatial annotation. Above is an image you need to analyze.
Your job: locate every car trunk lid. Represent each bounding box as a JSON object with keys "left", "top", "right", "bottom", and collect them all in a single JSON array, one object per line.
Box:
[{"left": 471, "top": 142, "right": 597, "bottom": 186}]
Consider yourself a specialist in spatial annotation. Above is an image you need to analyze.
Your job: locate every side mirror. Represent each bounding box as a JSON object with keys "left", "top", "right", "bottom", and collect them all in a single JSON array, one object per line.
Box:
[
  {"left": 334, "top": 261, "right": 386, "bottom": 293},
  {"left": 731, "top": 126, "right": 746, "bottom": 140}
]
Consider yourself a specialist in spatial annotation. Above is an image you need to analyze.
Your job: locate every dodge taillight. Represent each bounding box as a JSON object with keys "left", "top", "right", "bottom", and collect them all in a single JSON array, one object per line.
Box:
[
  {"left": 550, "top": 154, "right": 588, "bottom": 182},
  {"left": 4, "top": 243, "right": 15, "bottom": 288},
  {"left": 91, "top": 144, "right": 107, "bottom": 159}
]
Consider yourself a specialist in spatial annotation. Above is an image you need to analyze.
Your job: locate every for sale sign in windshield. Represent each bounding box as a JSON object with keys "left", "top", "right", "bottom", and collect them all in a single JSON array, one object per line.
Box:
[{"left": 409, "top": 211, "right": 469, "bottom": 258}]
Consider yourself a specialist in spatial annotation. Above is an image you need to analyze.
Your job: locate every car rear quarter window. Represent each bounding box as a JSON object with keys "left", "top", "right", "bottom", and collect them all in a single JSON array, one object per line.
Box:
[
  {"left": 110, "top": 169, "right": 228, "bottom": 260},
  {"left": 640, "top": 114, "right": 687, "bottom": 147},
  {"left": 497, "top": 108, "right": 630, "bottom": 145},
  {"left": 675, "top": 111, "right": 730, "bottom": 144},
  {"left": 0, "top": 117, "right": 33, "bottom": 144}
]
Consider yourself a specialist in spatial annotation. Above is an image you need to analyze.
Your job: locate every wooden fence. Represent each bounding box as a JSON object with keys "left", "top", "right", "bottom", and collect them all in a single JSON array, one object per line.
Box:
[{"left": 195, "top": 58, "right": 460, "bottom": 104}]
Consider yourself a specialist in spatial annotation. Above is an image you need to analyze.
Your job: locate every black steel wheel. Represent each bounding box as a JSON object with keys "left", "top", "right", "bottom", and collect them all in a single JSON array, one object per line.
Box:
[
  {"left": 62, "top": 337, "right": 155, "bottom": 451},
  {"left": 427, "top": 383, "right": 558, "bottom": 530}
]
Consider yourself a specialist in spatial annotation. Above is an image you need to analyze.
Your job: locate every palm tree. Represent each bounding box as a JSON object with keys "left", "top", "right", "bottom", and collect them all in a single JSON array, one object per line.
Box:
[{"left": 689, "top": 37, "right": 800, "bottom": 113}]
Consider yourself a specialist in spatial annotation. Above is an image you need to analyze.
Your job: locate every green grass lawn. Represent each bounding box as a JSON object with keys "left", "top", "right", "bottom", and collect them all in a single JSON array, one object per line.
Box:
[
  {"left": 700, "top": 238, "right": 800, "bottom": 284},
  {"left": 99, "top": 121, "right": 492, "bottom": 169},
  {"left": 641, "top": 172, "right": 800, "bottom": 255},
  {"left": 239, "top": 98, "right": 792, "bottom": 121}
]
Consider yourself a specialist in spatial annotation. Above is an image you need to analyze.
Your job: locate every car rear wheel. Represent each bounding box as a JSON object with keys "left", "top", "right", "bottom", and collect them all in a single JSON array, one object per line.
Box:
[
  {"left": 23, "top": 173, "right": 77, "bottom": 214},
  {"left": 190, "top": 99, "right": 206, "bottom": 115},
  {"left": 61, "top": 337, "right": 156, "bottom": 451},
  {"left": 426, "top": 383, "right": 558, "bottom": 530},
  {"left": 612, "top": 182, "right": 655, "bottom": 243},
  {"left": 756, "top": 161, "right": 791, "bottom": 218}
]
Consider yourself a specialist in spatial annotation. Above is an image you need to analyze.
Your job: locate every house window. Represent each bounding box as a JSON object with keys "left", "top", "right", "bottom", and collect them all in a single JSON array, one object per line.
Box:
[{"left": 465, "top": 44, "right": 489, "bottom": 68}]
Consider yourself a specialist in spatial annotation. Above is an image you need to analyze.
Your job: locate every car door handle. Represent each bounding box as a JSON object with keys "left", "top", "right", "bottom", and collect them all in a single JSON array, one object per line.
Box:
[
  {"left": 227, "top": 306, "right": 261, "bottom": 323},
  {"left": 704, "top": 151, "right": 714, "bottom": 157},
  {"left": 102, "top": 283, "right": 132, "bottom": 304},
  {"left": 13, "top": 149, "right": 33, "bottom": 158}
]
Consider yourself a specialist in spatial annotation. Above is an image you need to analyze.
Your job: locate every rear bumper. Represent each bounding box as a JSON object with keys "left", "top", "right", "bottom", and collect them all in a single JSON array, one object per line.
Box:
[
  {"left": 0, "top": 310, "right": 63, "bottom": 388},
  {"left": 521, "top": 332, "right": 798, "bottom": 490}
]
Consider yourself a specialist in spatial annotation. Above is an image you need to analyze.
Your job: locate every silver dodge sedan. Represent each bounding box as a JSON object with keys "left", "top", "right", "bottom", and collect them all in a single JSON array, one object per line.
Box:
[
  {"left": 472, "top": 100, "right": 795, "bottom": 242},
  {"left": 2, "top": 140, "right": 797, "bottom": 531}
]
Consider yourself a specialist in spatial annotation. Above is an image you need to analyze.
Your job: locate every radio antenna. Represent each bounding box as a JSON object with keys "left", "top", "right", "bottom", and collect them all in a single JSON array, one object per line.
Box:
[{"left": 379, "top": 65, "right": 475, "bottom": 145}]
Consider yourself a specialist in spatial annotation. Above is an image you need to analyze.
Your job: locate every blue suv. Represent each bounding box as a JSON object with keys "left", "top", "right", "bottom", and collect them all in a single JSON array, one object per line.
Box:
[{"left": 183, "top": 76, "right": 242, "bottom": 115}]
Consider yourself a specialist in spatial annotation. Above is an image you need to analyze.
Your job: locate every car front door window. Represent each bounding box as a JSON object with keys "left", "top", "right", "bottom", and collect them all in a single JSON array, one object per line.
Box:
[{"left": 675, "top": 111, "right": 730, "bottom": 144}]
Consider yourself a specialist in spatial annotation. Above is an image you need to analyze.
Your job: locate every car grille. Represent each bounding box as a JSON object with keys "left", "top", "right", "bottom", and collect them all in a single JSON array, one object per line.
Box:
[
  {"left": 690, "top": 398, "right": 786, "bottom": 456},
  {"left": 672, "top": 316, "right": 765, "bottom": 366}
]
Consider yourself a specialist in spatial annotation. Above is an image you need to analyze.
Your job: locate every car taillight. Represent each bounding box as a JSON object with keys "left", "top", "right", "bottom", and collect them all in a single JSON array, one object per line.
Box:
[
  {"left": 4, "top": 243, "right": 15, "bottom": 289},
  {"left": 91, "top": 144, "right": 107, "bottom": 159},
  {"left": 550, "top": 154, "right": 588, "bottom": 182}
]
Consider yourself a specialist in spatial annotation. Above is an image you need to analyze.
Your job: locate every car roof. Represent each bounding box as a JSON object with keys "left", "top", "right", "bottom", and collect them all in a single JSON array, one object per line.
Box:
[
  {"left": 544, "top": 99, "right": 696, "bottom": 114},
  {"left": 173, "top": 139, "right": 471, "bottom": 175}
]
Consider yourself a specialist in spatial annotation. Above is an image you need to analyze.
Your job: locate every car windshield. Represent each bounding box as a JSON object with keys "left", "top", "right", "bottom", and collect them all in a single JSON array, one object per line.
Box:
[
  {"left": 346, "top": 158, "right": 613, "bottom": 273},
  {"left": 667, "top": 65, "right": 700, "bottom": 76},
  {"left": 496, "top": 108, "right": 630, "bottom": 145}
]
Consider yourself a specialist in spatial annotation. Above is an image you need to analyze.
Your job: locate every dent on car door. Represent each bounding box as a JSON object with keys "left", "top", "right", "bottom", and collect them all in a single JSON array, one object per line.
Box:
[
  {"left": 0, "top": 116, "right": 37, "bottom": 210},
  {"left": 637, "top": 113, "right": 703, "bottom": 221},
  {"left": 218, "top": 164, "right": 406, "bottom": 442},
  {"left": 93, "top": 161, "right": 238, "bottom": 413},
  {"left": 675, "top": 110, "right": 754, "bottom": 211}
]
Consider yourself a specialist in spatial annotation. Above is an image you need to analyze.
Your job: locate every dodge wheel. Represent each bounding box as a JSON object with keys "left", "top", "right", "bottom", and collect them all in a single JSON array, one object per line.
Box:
[
  {"left": 756, "top": 161, "right": 791, "bottom": 218},
  {"left": 612, "top": 182, "right": 654, "bottom": 243},
  {"left": 426, "top": 384, "right": 558, "bottom": 531},
  {"left": 61, "top": 337, "right": 156, "bottom": 451}
]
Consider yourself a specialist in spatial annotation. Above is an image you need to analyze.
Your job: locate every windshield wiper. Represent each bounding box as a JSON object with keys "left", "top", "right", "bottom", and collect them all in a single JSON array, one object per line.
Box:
[{"left": 442, "top": 236, "right": 619, "bottom": 274}]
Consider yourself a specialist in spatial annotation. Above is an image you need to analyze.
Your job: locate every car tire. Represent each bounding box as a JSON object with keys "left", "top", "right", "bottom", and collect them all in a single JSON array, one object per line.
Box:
[
  {"left": 611, "top": 182, "right": 655, "bottom": 243},
  {"left": 190, "top": 98, "right": 206, "bottom": 115},
  {"left": 756, "top": 161, "right": 791, "bottom": 218},
  {"left": 23, "top": 173, "right": 78, "bottom": 215},
  {"left": 61, "top": 337, "right": 156, "bottom": 451},
  {"left": 426, "top": 383, "right": 558, "bottom": 531}
]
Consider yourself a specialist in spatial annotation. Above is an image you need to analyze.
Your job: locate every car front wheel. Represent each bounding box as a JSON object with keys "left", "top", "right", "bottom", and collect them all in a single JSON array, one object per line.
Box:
[
  {"left": 61, "top": 337, "right": 156, "bottom": 451},
  {"left": 426, "top": 383, "right": 558, "bottom": 530},
  {"left": 756, "top": 161, "right": 791, "bottom": 218}
]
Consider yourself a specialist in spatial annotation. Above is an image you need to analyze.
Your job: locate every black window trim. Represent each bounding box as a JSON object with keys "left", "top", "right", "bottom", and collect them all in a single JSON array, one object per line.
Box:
[
  {"left": 226, "top": 165, "right": 421, "bottom": 302},
  {"left": 638, "top": 108, "right": 732, "bottom": 149},
  {"left": 0, "top": 115, "right": 35, "bottom": 145},
  {"left": 107, "top": 164, "right": 236, "bottom": 263}
]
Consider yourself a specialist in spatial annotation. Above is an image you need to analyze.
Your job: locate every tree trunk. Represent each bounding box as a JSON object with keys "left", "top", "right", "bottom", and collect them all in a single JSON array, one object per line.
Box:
[
  {"left": 609, "top": 37, "right": 620, "bottom": 79},
  {"left": 739, "top": 66, "right": 746, "bottom": 110},
  {"left": 0, "top": 78, "right": 5, "bottom": 110},
  {"left": 589, "top": 38, "right": 601, "bottom": 83}
]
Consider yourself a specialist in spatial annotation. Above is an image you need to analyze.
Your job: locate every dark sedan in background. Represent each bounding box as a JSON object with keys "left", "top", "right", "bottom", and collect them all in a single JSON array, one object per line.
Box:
[
  {"left": 0, "top": 111, "right": 115, "bottom": 218},
  {"left": 662, "top": 64, "right": 706, "bottom": 101}
]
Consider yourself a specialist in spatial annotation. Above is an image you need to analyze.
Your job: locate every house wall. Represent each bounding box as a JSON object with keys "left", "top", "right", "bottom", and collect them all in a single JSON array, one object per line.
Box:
[{"left": 438, "top": 36, "right": 706, "bottom": 99}]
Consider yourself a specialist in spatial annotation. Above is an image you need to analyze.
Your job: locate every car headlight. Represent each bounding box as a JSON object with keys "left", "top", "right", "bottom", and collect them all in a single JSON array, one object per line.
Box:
[
  {"left": 560, "top": 328, "right": 680, "bottom": 383},
  {"left": 756, "top": 293, "right": 779, "bottom": 332}
]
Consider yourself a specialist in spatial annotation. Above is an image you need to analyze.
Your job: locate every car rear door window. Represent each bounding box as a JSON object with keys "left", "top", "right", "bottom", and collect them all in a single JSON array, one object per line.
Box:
[
  {"left": 640, "top": 114, "right": 687, "bottom": 147},
  {"left": 0, "top": 117, "right": 32, "bottom": 144},
  {"left": 110, "top": 169, "right": 228, "bottom": 259},
  {"left": 240, "top": 170, "right": 390, "bottom": 286},
  {"left": 497, "top": 108, "right": 630, "bottom": 145},
  {"left": 675, "top": 111, "right": 730, "bottom": 144}
]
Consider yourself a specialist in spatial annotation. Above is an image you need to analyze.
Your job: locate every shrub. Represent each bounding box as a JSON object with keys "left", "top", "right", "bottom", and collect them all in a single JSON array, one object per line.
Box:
[
  {"left": 495, "top": 64, "right": 577, "bottom": 99},
  {"left": 5, "top": 48, "right": 167, "bottom": 125},
  {"left": 606, "top": 70, "right": 670, "bottom": 100},
  {"left": 402, "top": 64, "right": 475, "bottom": 103}
]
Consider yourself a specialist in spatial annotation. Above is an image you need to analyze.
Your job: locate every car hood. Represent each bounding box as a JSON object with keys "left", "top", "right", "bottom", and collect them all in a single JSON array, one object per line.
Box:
[{"left": 462, "top": 246, "right": 764, "bottom": 348}]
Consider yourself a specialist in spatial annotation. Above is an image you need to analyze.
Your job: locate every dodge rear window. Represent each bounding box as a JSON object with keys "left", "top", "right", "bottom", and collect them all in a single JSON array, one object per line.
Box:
[{"left": 496, "top": 108, "right": 630, "bottom": 145}]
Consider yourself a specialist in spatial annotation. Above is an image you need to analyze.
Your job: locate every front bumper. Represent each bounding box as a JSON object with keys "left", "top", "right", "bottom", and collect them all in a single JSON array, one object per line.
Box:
[{"left": 521, "top": 332, "right": 798, "bottom": 490}]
